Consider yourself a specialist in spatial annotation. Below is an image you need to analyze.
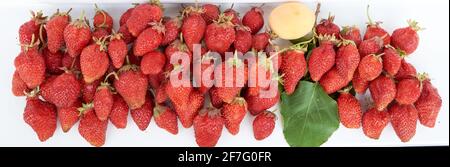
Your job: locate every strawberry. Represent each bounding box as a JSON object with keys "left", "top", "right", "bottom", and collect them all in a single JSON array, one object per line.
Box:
[
  {"left": 382, "top": 45, "right": 403, "bottom": 76},
  {"left": 93, "top": 5, "right": 113, "bottom": 32},
  {"left": 174, "top": 90, "right": 204, "bottom": 128},
  {"left": 395, "top": 59, "right": 417, "bottom": 80},
  {"left": 253, "top": 111, "right": 276, "bottom": 140},
  {"left": 155, "top": 81, "right": 168, "bottom": 104},
  {"left": 319, "top": 67, "right": 348, "bottom": 94},
  {"left": 92, "top": 28, "right": 110, "bottom": 41},
  {"left": 340, "top": 25, "right": 362, "bottom": 46},
  {"left": 108, "top": 32, "right": 128, "bottom": 69},
  {"left": 234, "top": 25, "right": 253, "bottom": 53},
  {"left": 224, "top": 7, "right": 240, "bottom": 25},
  {"left": 64, "top": 13, "right": 91, "bottom": 57},
  {"left": 315, "top": 15, "right": 340, "bottom": 37},
  {"left": 209, "top": 87, "right": 224, "bottom": 108},
  {"left": 193, "top": 107, "right": 224, "bottom": 147},
  {"left": 114, "top": 65, "right": 149, "bottom": 109},
  {"left": 246, "top": 53, "right": 275, "bottom": 97},
  {"left": 193, "top": 53, "right": 215, "bottom": 94},
  {"left": 221, "top": 97, "right": 247, "bottom": 135},
  {"left": 78, "top": 103, "right": 107, "bottom": 147},
  {"left": 23, "top": 96, "right": 57, "bottom": 142},
  {"left": 214, "top": 54, "right": 248, "bottom": 103},
  {"left": 242, "top": 7, "right": 264, "bottom": 34},
  {"left": 126, "top": 1, "right": 163, "bottom": 37},
  {"left": 205, "top": 14, "right": 236, "bottom": 54},
  {"left": 109, "top": 94, "right": 129, "bottom": 129},
  {"left": 415, "top": 78, "right": 442, "bottom": 128},
  {"left": 165, "top": 39, "right": 192, "bottom": 63},
  {"left": 280, "top": 48, "right": 307, "bottom": 94},
  {"left": 61, "top": 51, "right": 80, "bottom": 71},
  {"left": 357, "top": 53, "right": 383, "bottom": 81},
  {"left": 336, "top": 39, "right": 360, "bottom": 81},
  {"left": 202, "top": 4, "right": 220, "bottom": 24},
  {"left": 369, "top": 75, "right": 396, "bottom": 111},
  {"left": 19, "top": 11, "right": 46, "bottom": 47},
  {"left": 154, "top": 104, "right": 178, "bottom": 135},
  {"left": 245, "top": 88, "right": 280, "bottom": 115},
  {"left": 337, "top": 87, "right": 362, "bottom": 128},
  {"left": 165, "top": 65, "right": 193, "bottom": 107},
  {"left": 81, "top": 79, "right": 100, "bottom": 103},
  {"left": 58, "top": 100, "right": 81, "bottom": 132},
  {"left": 120, "top": 7, "right": 134, "bottom": 26},
  {"left": 94, "top": 78, "right": 115, "bottom": 121},
  {"left": 43, "top": 47, "right": 63, "bottom": 74},
  {"left": 364, "top": 6, "right": 391, "bottom": 45},
  {"left": 141, "top": 50, "right": 166, "bottom": 75},
  {"left": 182, "top": 6, "right": 206, "bottom": 51},
  {"left": 389, "top": 103, "right": 418, "bottom": 142},
  {"left": 252, "top": 31, "right": 274, "bottom": 51},
  {"left": 352, "top": 70, "right": 369, "bottom": 94},
  {"left": 358, "top": 36, "right": 384, "bottom": 57},
  {"left": 46, "top": 9, "right": 71, "bottom": 53},
  {"left": 395, "top": 74, "right": 424, "bottom": 105},
  {"left": 308, "top": 36, "right": 336, "bottom": 82},
  {"left": 80, "top": 38, "right": 109, "bottom": 83},
  {"left": 14, "top": 38, "right": 46, "bottom": 89},
  {"left": 362, "top": 107, "right": 389, "bottom": 139},
  {"left": 12, "top": 71, "right": 29, "bottom": 96},
  {"left": 118, "top": 25, "right": 135, "bottom": 44},
  {"left": 134, "top": 23, "right": 164, "bottom": 56},
  {"left": 391, "top": 20, "right": 421, "bottom": 55},
  {"left": 131, "top": 96, "right": 154, "bottom": 131},
  {"left": 161, "top": 17, "right": 182, "bottom": 46},
  {"left": 41, "top": 72, "right": 81, "bottom": 108}
]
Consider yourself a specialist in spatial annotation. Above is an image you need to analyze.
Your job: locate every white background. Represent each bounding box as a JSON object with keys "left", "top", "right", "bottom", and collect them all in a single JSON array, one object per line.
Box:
[{"left": 0, "top": 0, "right": 448, "bottom": 147}]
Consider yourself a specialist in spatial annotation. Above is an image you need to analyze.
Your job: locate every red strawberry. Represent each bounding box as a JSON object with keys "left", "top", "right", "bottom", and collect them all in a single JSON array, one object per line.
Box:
[
  {"left": 41, "top": 72, "right": 81, "bottom": 108},
  {"left": 340, "top": 25, "right": 362, "bottom": 46},
  {"left": 61, "top": 51, "right": 80, "bottom": 71},
  {"left": 280, "top": 49, "right": 307, "bottom": 94},
  {"left": 252, "top": 32, "right": 274, "bottom": 51},
  {"left": 359, "top": 36, "right": 384, "bottom": 57},
  {"left": 92, "top": 28, "right": 110, "bottom": 41},
  {"left": 165, "top": 39, "right": 192, "bottom": 63},
  {"left": 43, "top": 47, "right": 63, "bottom": 74},
  {"left": 133, "top": 23, "right": 164, "bottom": 56},
  {"left": 193, "top": 53, "right": 215, "bottom": 94},
  {"left": 14, "top": 39, "right": 46, "bottom": 89},
  {"left": 205, "top": 14, "right": 236, "bottom": 54},
  {"left": 131, "top": 96, "right": 154, "bottom": 131},
  {"left": 382, "top": 45, "right": 403, "bottom": 76},
  {"left": 119, "top": 7, "right": 133, "bottom": 26},
  {"left": 19, "top": 11, "right": 46, "bottom": 47},
  {"left": 80, "top": 38, "right": 109, "bottom": 83},
  {"left": 126, "top": 1, "right": 163, "bottom": 37},
  {"left": 352, "top": 70, "right": 369, "bottom": 94},
  {"left": 369, "top": 75, "right": 396, "bottom": 111},
  {"left": 234, "top": 25, "right": 253, "bottom": 53},
  {"left": 193, "top": 107, "right": 224, "bottom": 147},
  {"left": 253, "top": 111, "right": 276, "bottom": 140},
  {"left": 64, "top": 13, "right": 91, "bottom": 57},
  {"left": 12, "top": 71, "right": 29, "bottom": 96},
  {"left": 246, "top": 88, "right": 280, "bottom": 115},
  {"left": 165, "top": 65, "right": 193, "bottom": 107},
  {"left": 389, "top": 103, "right": 418, "bottom": 142},
  {"left": 78, "top": 103, "right": 107, "bottom": 147},
  {"left": 362, "top": 107, "right": 389, "bottom": 139},
  {"left": 58, "top": 100, "right": 81, "bottom": 132},
  {"left": 155, "top": 81, "right": 168, "bottom": 104},
  {"left": 94, "top": 81, "right": 114, "bottom": 121},
  {"left": 109, "top": 94, "right": 129, "bottom": 129},
  {"left": 161, "top": 17, "right": 182, "bottom": 46},
  {"left": 337, "top": 88, "right": 362, "bottom": 128},
  {"left": 242, "top": 7, "right": 264, "bottom": 34},
  {"left": 246, "top": 54, "right": 275, "bottom": 97},
  {"left": 221, "top": 97, "right": 247, "bottom": 135},
  {"left": 23, "top": 96, "right": 57, "bottom": 142},
  {"left": 118, "top": 25, "right": 135, "bottom": 44},
  {"left": 415, "top": 78, "right": 442, "bottom": 128},
  {"left": 395, "top": 74, "right": 423, "bottom": 105},
  {"left": 319, "top": 67, "right": 348, "bottom": 94},
  {"left": 357, "top": 53, "right": 383, "bottom": 81},
  {"left": 336, "top": 40, "right": 360, "bottom": 81},
  {"left": 395, "top": 59, "right": 417, "bottom": 80},
  {"left": 182, "top": 6, "right": 206, "bottom": 51},
  {"left": 141, "top": 50, "right": 166, "bottom": 75},
  {"left": 81, "top": 79, "right": 100, "bottom": 103},
  {"left": 114, "top": 65, "right": 149, "bottom": 109},
  {"left": 154, "top": 104, "right": 178, "bottom": 135},
  {"left": 214, "top": 55, "right": 248, "bottom": 103},
  {"left": 93, "top": 5, "right": 113, "bottom": 32},
  {"left": 174, "top": 90, "right": 204, "bottom": 128},
  {"left": 46, "top": 9, "right": 71, "bottom": 53},
  {"left": 316, "top": 15, "right": 340, "bottom": 37},
  {"left": 308, "top": 36, "right": 336, "bottom": 82},
  {"left": 224, "top": 8, "right": 240, "bottom": 24},
  {"left": 209, "top": 87, "right": 224, "bottom": 108},
  {"left": 364, "top": 6, "right": 391, "bottom": 45},
  {"left": 391, "top": 20, "right": 421, "bottom": 55},
  {"left": 202, "top": 4, "right": 220, "bottom": 24},
  {"left": 108, "top": 32, "right": 128, "bottom": 69}
]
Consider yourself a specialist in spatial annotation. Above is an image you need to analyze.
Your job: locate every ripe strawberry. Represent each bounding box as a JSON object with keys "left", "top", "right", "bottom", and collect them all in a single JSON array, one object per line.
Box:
[
  {"left": 242, "top": 7, "right": 264, "bottom": 34},
  {"left": 23, "top": 96, "right": 57, "bottom": 142},
  {"left": 336, "top": 40, "right": 360, "bottom": 81},
  {"left": 126, "top": 1, "right": 163, "bottom": 37},
  {"left": 362, "top": 107, "right": 389, "bottom": 139},
  {"left": 165, "top": 39, "right": 192, "bottom": 63},
  {"left": 369, "top": 75, "right": 396, "bottom": 111},
  {"left": 19, "top": 11, "right": 46, "bottom": 47},
  {"left": 391, "top": 20, "right": 421, "bottom": 55},
  {"left": 202, "top": 4, "right": 220, "bottom": 24},
  {"left": 118, "top": 25, "right": 135, "bottom": 44},
  {"left": 253, "top": 111, "right": 276, "bottom": 140},
  {"left": 389, "top": 103, "right": 418, "bottom": 142},
  {"left": 120, "top": 7, "right": 134, "bottom": 26},
  {"left": 316, "top": 15, "right": 340, "bottom": 37},
  {"left": 94, "top": 81, "right": 114, "bottom": 121},
  {"left": 364, "top": 6, "right": 391, "bottom": 45},
  {"left": 134, "top": 23, "right": 164, "bottom": 56},
  {"left": 352, "top": 70, "right": 369, "bottom": 94},
  {"left": 224, "top": 7, "right": 240, "bottom": 25},
  {"left": 58, "top": 100, "right": 81, "bottom": 132},
  {"left": 319, "top": 67, "right": 348, "bottom": 94},
  {"left": 41, "top": 72, "right": 81, "bottom": 108},
  {"left": 141, "top": 50, "right": 166, "bottom": 75},
  {"left": 165, "top": 66, "right": 193, "bottom": 107},
  {"left": 214, "top": 55, "right": 248, "bottom": 103},
  {"left": 281, "top": 49, "right": 307, "bottom": 94},
  {"left": 358, "top": 53, "right": 383, "bottom": 81},
  {"left": 114, "top": 65, "right": 149, "bottom": 109},
  {"left": 247, "top": 54, "right": 276, "bottom": 97},
  {"left": 246, "top": 89, "right": 280, "bottom": 115},
  {"left": 234, "top": 25, "right": 253, "bottom": 53},
  {"left": 64, "top": 13, "right": 91, "bottom": 57},
  {"left": 81, "top": 79, "right": 100, "bottom": 103},
  {"left": 174, "top": 90, "right": 204, "bottom": 128},
  {"left": 395, "top": 59, "right": 417, "bottom": 80},
  {"left": 93, "top": 5, "right": 113, "bottom": 32},
  {"left": 92, "top": 28, "right": 110, "bottom": 41},
  {"left": 193, "top": 107, "right": 224, "bottom": 147},
  {"left": 221, "top": 97, "right": 247, "bottom": 135},
  {"left": 109, "top": 94, "right": 129, "bottom": 129},
  {"left": 131, "top": 96, "right": 154, "bottom": 131},
  {"left": 415, "top": 78, "right": 442, "bottom": 128},
  {"left": 252, "top": 31, "right": 274, "bottom": 51},
  {"left": 43, "top": 47, "right": 63, "bottom": 74},
  {"left": 337, "top": 88, "right": 362, "bottom": 128},
  {"left": 182, "top": 6, "right": 206, "bottom": 51},
  {"left": 78, "top": 103, "right": 107, "bottom": 147},
  {"left": 46, "top": 9, "right": 71, "bottom": 53},
  {"left": 12, "top": 71, "right": 29, "bottom": 96},
  {"left": 209, "top": 87, "right": 224, "bottom": 108},
  {"left": 61, "top": 51, "right": 80, "bottom": 71},
  {"left": 395, "top": 74, "right": 423, "bottom": 105},
  {"left": 205, "top": 14, "right": 236, "bottom": 54},
  {"left": 382, "top": 45, "right": 403, "bottom": 76},
  {"left": 358, "top": 36, "right": 384, "bottom": 57},
  {"left": 108, "top": 32, "right": 128, "bottom": 69},
  {"left": 193, "top": 53, "right": 215, "bottom": 94},
  {"left": 154, "top": 104, "right": 178, "bottom": 135},
  {"left": 80, "top": 38, "right": 109, "bottom": 83},
  {"left": 14, "top": 39, "right": 46, "bottom": 89},
  {"left": 308, "top": 36, "right": 336, "bottom": 82},
  {"left": 155, "top": 81, "right": 168, "bottom": 104},
  {"left": 161, "top": 17, "right": 182, "bottom": 46},
  {"left": 340, "top": 25, "right": 362, "bottom": 46}
]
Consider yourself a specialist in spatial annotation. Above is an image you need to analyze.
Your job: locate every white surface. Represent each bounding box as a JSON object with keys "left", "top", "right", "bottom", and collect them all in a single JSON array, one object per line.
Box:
[{"left": 0, "top": 0, "right": 448, "bottom": 147}]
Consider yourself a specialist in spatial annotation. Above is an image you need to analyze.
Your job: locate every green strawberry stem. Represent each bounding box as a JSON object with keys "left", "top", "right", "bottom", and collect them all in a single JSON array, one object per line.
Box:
[
  {"left": 407, "top": 20, "right": 424, "bottom": 31},
  {"left": 77, "top": 102, "right": 94, "bottom": 116}
]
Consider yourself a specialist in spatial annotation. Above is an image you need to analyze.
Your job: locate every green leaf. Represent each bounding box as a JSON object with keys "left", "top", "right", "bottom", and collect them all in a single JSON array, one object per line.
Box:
[{"left": 281, "top": 81, "right": 339, "bottom": 147}]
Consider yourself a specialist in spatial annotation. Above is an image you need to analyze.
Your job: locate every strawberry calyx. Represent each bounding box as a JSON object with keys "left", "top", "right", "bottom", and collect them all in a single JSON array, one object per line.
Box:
[
  {"left": 385, "top": 45, "right": 407, "bottom": 58},
  {"left": 416, "top": 72, "right": 429, "bottom": 91},
  {"left": 230, "top": 97, "right": 247, "bottom": 106},
  {"left": 340, "top": 25, "right": 356, "bottom": 35},
  {"left": 109, "top": 30, "right": 124, "bottom": 41},
  {"left": 338, "top": 85, "right": 353, "bottom": 94},
  {"left": 214, "top": 13, "right": 234, "bottom": 27},
  {"left": 407, "top": 20, "right": 423, "bottom": 32},
  {"left": 317, "top": 34, "right": 340, "bottom": 46},
  {"left": 93, "top": 36, "right": 109, "bottom": 52},
  {"left": 153, "top": 104, "right": 167, "bottom": 117},
  {"left": 30, "top": 10, "right": 47, "bottom": 25},
  {"left": 236, "top": 24, "right": 251, "bottom": 32},
  {"left": 51, "top": 8, "right": 72, "bottom": 19},
  {"left": 118, "top": 64, "right": 139, "bottom": 74},
  {"left": 24, "top": 86, "right": 40, "bottom": 99},
  {"left": 319, "top": 13, "right": 335, "bottom": 26},
  {"left": 71, "top": 11, "right": 90, "bottom": 29},
  {"left": 21, "top": 34, "right": 41, "bottom": 52},
  {"left": 182, "top": 5, "right": 204, "bottom": 18},
  {"left": 94, "top": 4, "right": 109, "bottom": 29},
  {"left": 149, "top": 21, "right": 166, "bottom": 35},
  {"left": 261, "top": 110, "right": 276, "bottom": 119},
  {"left": 338, "top": 38, "right": 356, "bottom": 47},
  {"left": 77, "top": 102, "right": 94, "bottom": 116},
  {"left": 366, "top": 5, "right": 383, "bottom": 27},
  {"left": 148, "top": 0, "right": 163, "bottom": 9}
]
